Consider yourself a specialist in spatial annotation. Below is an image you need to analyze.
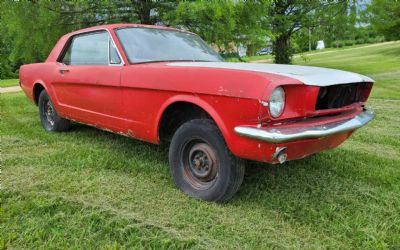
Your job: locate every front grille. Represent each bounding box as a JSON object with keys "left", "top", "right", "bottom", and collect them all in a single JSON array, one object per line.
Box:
[{"left": 315, "top": 82, "right": 372, "bottom": 110}]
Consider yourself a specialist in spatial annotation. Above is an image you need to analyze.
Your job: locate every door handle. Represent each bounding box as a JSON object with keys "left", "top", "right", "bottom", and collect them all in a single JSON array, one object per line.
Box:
[{"left": 59, "top": 68, "right": 69, "bottom": 74}]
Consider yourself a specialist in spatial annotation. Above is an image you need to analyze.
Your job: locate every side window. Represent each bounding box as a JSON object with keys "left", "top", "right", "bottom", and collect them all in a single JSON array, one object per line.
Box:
[{"left": 61, "top": 31, "right": 109, "bottom": 65}]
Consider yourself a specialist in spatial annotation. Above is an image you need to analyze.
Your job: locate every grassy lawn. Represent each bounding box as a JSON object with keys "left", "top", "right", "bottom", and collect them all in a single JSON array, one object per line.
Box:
[
  {"left": 1, "top": 42, "right": 400, "bottom": 249},
  {"left": 0, "top": 79, "right": 19, "bottom": 88},
  {"left": 229, "top": 41, "right": 397, "bottom": 63},
  {"left": 294, "top": 41, "right": 400, "bottom": 100}
]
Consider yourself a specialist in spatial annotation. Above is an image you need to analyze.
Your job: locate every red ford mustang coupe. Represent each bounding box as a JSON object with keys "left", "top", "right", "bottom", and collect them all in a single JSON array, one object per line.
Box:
[{"left": 20, "top": 24, "right": 375, "bottom": 202}]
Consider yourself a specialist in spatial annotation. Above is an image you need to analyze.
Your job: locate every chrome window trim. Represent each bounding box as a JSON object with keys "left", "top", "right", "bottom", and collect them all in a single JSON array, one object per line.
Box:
[
  {"left": 104, "top": 29, "right": 125, "bottom": 66},
  {"left": 108, "top": 36, "right": 123, "bottom": 66},
  {"left": 59, "top": 28, "right": 125, "bottom": 66}
]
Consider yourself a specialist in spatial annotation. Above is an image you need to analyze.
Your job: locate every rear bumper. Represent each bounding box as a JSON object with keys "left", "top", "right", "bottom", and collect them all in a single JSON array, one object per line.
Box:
[{"left": 234, "top": 108, "right": 375, "bottom": 143}]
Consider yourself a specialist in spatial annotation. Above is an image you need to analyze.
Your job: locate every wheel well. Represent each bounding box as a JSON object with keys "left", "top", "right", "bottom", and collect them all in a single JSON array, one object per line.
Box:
[
  {"left": 159, "top": 102, "right": 212, "bottom": 142},
  {"left": 33, "top": 83, "right": 45, "bottom": 105}
]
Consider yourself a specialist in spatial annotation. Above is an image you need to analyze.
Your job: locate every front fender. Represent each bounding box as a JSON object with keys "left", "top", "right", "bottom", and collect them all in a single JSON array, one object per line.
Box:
[{"left": 154, "top": 94, "right": 231, "bottom": 144}]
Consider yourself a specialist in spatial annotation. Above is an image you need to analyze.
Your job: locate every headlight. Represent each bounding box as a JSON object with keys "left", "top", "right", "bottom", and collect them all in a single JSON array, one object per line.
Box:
[{"left": 269, "top": 87, "right": 285, "bottom": 118}]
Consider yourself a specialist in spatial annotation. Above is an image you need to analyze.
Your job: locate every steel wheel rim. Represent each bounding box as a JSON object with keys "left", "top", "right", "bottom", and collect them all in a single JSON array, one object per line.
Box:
[
  {"left": 43, "top": 99, "right": 55, "bottom": 126},
  {"left": 181, "top": 139, "right": 219, "bottom": 190}
]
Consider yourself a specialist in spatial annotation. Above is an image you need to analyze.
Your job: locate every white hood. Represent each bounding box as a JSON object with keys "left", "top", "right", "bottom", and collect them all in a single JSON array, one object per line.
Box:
[{"left": 168, "top": 62, "right": 374, "bottom": 86}]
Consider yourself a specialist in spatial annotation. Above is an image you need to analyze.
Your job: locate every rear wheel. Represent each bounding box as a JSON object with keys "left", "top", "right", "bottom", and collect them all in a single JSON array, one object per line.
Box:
[
  {"left": 38, "top": 90, "right": 70, "bottom": 132},
  {"left": 169, "top": 119, "right": 245, "bottom": 202}
]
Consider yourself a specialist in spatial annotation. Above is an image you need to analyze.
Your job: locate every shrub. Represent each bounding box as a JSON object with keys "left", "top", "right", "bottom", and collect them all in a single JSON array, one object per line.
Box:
[
  {"left": 376, "top": 36, "right": 385, "bottom": 43},
  {"left": 220, "top": 52, "right": 239, "bottom": 59},
  {"left": 356, "top": 38, "right": 365, "bottom": 44},
  {"left": 344, "top": 40, "right": 356, "bottom": 46},
  {"left": 332, "top": 40, "right": 344, "bottom": 48}
]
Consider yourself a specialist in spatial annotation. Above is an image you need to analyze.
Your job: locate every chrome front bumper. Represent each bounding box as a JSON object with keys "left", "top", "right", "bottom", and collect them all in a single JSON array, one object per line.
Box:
[{"left": 234, "top": 109, "right": 375, "bottom": 143}]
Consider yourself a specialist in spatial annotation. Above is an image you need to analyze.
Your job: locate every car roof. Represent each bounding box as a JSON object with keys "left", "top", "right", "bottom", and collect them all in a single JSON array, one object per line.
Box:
[
  {"left": 65, "top": 23, "right": 189, "bottom": 37},
  {"left": 47, "top": 24, "right": 195, "bottom": 63}
]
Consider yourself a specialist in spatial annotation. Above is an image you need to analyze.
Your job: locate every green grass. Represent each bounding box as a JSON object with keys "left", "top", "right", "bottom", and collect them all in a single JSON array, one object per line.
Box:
[
  {"left": 1, "top": 42, "right": 400, "bottom": 249},
  {"left": 243, "top": 54, "right": 273, "bottom": 62},
  {"left": 293, "top": 41, "right": 400, "bottom": 100},
  {"left": 235, "top": 41, "right": 398, "bottom": 63},
  {"left": 0, "top": 79, "right": 18, "bottom": 87}
]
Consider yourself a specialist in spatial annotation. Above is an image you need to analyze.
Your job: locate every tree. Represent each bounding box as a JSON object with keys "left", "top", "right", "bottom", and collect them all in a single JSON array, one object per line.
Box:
[
  {"left": 293, "top": 0, "right": 360, "bottom": 51},
  {"left": 366, "top": 0, "right": 400, "bottom": 40},
  {"left": 0, "top": 0, "right": 178, "bottom": 70},
  {"left": 0, "top": 32, "right": 14, "bottom": 78},
  {"left": 166, "top": 0, "right": 237, "bottom": 52},
  {"left": 167, "top": 0, "right": 270, "bottom": 55},
  {"left": 267, "top": 0, "right": 347, "bottom": 64},
  {"left": 234, "top": 1, "right": 270, "bottom": 56},
  {"left": 42, "top": 0, "right": 177, "bottom": 26},
  {"left": 129, "top": 0, "right": 177, "bottom": 25},
  {"left": 0, "top": 1, "right": 66, "bottom": 66},
  {"left": 0, "top": 1, "right": 14, "bottom": 78}
]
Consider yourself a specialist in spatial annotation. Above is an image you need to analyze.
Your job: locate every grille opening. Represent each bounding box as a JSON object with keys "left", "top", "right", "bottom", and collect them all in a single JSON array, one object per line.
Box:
[{"left": 315, "top": 82, "right": 372, "bottom": 110}]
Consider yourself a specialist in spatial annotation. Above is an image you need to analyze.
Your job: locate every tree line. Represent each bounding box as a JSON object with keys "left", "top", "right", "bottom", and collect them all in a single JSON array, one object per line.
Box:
[{"left": 0, "top": 0, "right": 398, "bottom": 79}]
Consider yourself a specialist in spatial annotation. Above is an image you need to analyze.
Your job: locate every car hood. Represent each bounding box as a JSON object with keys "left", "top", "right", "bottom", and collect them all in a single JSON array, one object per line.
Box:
[{"left": 168, "top": 62, "right": 374, "bottom": 86}]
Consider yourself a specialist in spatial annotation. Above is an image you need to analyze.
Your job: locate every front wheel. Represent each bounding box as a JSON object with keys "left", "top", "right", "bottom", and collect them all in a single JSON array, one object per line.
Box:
[
  {"left": 169, "top": 119, "right": 245, "bottom": 202},
  {"left": 38, "top": 90, "right": 70, "bottom": 132}
]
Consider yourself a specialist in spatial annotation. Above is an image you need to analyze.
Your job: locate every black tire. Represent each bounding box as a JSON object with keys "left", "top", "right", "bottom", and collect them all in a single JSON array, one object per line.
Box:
[
  {"left": 38, "top": 90, "right": 70, "bottom": 132},
  {"left": 169, "top": 119, "right": 245, "bottom": 202}
]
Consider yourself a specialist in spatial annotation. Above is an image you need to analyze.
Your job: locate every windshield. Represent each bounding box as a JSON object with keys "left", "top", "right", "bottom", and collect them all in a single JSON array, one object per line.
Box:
[{"left": 115, "top": 27, "right": 223, "bottom": 64}]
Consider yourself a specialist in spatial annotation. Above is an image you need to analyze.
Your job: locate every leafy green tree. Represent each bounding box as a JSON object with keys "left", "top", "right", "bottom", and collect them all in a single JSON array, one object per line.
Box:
[
  {"left": 43, "top": 0, "right": 178, "bottom": 26},
  {"left": 166, "top": 0, "right": 237, "bottom": 52},
  {"left": 366, "top": 0, "right": 400, "bottom": 40},
  {"left": 0, "top": 1, "right": 65, "bottom": 68},
  {"left": 267, "top": 0, "right": 347, "bottom": 64},
  {"left": 0, "top": 1, "right": 13, "bottom": 78},
  {"left": 129, "top": 0, "right": 177, "bottom": 24},
  {"left": 167, "top": 0, "right": 270, "bottom": 56},
  {"left": 234, "top": 1, "right": 270, "bottom": 56},
  {"left": 0, "top": 0, "right": 178, "bottom": 70},
  {"left": 0, "top": 32, "right": 14, "bottom": 79},
  {"left": 292, "top": 0, "right": 359, "bottom": 51}
]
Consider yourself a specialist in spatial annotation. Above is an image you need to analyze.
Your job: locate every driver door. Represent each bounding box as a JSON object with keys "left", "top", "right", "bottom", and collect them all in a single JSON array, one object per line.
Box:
[{"left": 52, "top": 30, "right": 125, "bottom": 131}]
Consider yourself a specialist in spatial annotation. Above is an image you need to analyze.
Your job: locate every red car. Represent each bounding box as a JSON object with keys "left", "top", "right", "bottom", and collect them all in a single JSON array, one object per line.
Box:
[{"left": 20, "top": 24, "right": 375, "bottom": 202}]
